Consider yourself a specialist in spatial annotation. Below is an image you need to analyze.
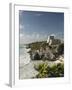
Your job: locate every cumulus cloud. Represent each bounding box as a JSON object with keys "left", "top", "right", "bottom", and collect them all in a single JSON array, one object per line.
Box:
[
  {"left": 20, "top": 33, "right": 24, "bottom": 37},
  {"left": 20, "top": 32, "right": 61, "bottom": 44},
  {"left": 19, "top": 24, "right": 24, "bottom": 30},
  {"left": 36, "top": 34, "right": 40, "bottom": 39},
  {"left": 50, "top": 34, "right": 56, "bottom": 37},
  {"left": 20, "top": 32, "right": 48, "bottom": 44}
]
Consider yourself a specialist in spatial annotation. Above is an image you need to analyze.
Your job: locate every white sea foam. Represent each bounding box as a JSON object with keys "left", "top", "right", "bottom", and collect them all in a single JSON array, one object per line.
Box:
[{"left": 20, "top": 46, "right": 31, "bottom": 65}]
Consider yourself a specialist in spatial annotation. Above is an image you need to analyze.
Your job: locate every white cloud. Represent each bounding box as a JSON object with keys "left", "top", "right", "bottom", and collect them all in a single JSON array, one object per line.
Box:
[
  {"left": 36, "top": 34, "right": 40, "bottom": 39},
  {"left": 50, "top": 34, "right": 56, "bottom": 37},
  {"left": 19, "top": 24, "right": 24, "bottom": 30},
  {"left": 20, "top": 33, "right": 24, "bottom": 37},
  {"left": 26, "top": 35, "right": 31, "bottom": 38},
  {"left": 20, "top": 32, "right": 48, "bottom": 44}
]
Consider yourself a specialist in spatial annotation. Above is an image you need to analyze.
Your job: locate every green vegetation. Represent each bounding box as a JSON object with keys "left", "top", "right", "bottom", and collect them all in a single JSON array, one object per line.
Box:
[
  {"left": 52, "top": 39, "right": 61, "bottom": 45},
  {"left": 57, "top": 43, "right": 64, "bottom": 55},
  {"left": 34, "top": 63, "right": 48, "bottom": 78},
  {"left": 28, "top": 41, "right": 47, "bottom": 50},
  {"left": 35, "top": 63, "right": 64, "bottom": 78}
]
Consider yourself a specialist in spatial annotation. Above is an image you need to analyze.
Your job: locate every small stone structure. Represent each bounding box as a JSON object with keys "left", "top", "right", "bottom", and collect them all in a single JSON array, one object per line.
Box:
[
  {"left": 47, "top": 35, "right": 61, "bottom": 45},
  {"left": 47, "top": 35, "right": 54, "bottom": 45}
]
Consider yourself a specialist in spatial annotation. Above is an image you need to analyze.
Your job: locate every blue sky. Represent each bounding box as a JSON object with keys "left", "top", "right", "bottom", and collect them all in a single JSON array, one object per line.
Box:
[{"left": 19, "top": 10, "right": 64, "bottom": 44}]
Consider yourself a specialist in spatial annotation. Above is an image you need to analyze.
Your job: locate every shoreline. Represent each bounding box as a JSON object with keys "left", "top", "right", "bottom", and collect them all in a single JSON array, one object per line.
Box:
[{"left": 19, "top": 58, "right": 64, "bottom": 79}]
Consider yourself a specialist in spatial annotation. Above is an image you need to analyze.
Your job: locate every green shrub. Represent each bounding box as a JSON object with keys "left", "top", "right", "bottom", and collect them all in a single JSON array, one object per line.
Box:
[
  {"left": 35, "top": 63, "right": 48, "bottom": 78},
  {"left": 35, "top": 63, "right": 64, "bottom": 78},
  {"left": 48, "top": 63, "right": 64, "bottom": 77}
]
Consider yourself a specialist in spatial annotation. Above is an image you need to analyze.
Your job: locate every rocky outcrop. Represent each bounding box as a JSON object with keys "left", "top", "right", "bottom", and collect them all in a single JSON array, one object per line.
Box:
[{"left": 30, "top": 48, "right": 55, "bottom": 61}]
